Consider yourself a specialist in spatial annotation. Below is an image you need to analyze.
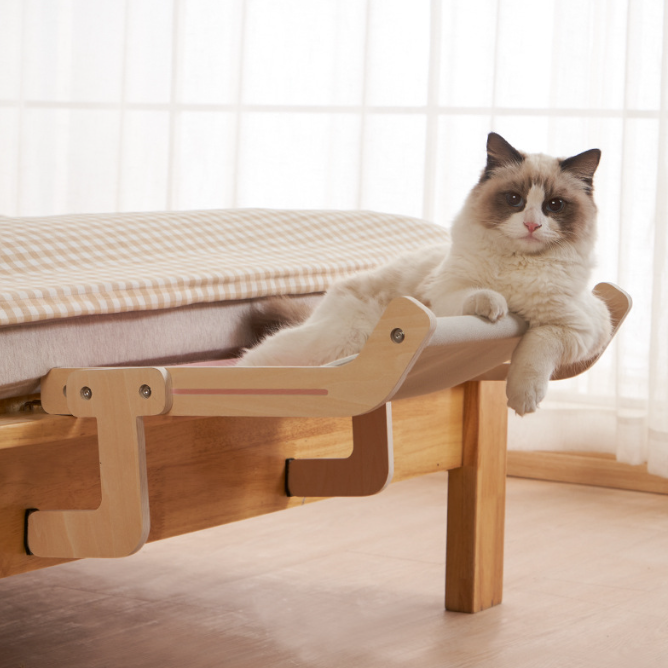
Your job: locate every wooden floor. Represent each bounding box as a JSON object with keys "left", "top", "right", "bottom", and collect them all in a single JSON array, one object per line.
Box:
[{"left": 2, "top": 474, "right": 668, "bottom": 667}]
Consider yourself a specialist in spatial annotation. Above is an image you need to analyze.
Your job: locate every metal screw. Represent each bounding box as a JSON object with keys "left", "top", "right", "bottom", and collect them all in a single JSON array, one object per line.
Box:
[
  {"left": 139, "top": 384, "right": 152, "bottom": 399},
  {"left": 80, "top": 386, "right": 92, "bottom": 400},
  {"left": 391, "top": 327, "right": 405, "bottom": 344}
]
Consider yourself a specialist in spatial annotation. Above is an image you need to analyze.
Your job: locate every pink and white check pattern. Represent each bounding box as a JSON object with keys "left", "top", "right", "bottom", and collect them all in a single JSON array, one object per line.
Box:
[{"left": 0, "top": 209, "right": 448, "bottom": 327}]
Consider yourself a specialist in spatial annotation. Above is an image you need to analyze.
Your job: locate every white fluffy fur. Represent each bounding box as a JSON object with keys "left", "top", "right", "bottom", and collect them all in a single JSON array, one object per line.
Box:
[{"left": 239, "top": 137, "right": 612, "bottom": 415}]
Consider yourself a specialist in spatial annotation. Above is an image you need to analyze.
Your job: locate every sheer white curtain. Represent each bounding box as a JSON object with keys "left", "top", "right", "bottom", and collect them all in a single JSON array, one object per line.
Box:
[{"left": 1, "top": 0, "right": 667, "bottom": 475}]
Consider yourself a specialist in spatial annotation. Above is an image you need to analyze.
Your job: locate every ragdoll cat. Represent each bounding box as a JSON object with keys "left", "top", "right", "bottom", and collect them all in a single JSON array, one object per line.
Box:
[{"left": 239, "top": 133, "right": 612, "bottom": 416}]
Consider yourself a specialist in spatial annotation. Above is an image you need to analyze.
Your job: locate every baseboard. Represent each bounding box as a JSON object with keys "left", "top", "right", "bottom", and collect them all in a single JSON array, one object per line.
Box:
[{"left": 507, "top": 450, "right": 668, "bottom": 495}]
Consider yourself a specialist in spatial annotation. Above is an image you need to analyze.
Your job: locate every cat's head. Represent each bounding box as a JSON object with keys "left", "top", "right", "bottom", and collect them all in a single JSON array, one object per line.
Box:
[{"left": 467, "top": 133, "right": 601, "bottom": 254}]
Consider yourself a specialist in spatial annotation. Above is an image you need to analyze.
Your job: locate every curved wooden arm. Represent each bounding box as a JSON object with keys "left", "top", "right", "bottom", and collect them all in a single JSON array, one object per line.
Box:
[
  {"left": 551, "top": 282, "right": 632, "bottom": 380},
  {"left": 473, "top": 282, "right": 632, "bottom": 382},
  {"left": 165, "top": 296, "right": 436, "bottom": 418}
]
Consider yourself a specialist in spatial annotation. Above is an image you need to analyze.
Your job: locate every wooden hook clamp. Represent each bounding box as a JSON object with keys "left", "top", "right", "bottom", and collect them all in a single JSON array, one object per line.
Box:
[
  {"left": 285, "top": 402, "right": 394, "bottom": 498},
  {"left": 27, "top": 367, "right": 172, "bottom": 559}
]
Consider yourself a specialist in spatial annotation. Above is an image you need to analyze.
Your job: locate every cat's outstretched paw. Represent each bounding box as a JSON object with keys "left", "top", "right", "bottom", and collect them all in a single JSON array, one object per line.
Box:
[
  {"left": 506, "top": 367, "right": 548, "bottom": 416},
  {"left": 463, "top": 289, "right": 508, "bottom": 323}
]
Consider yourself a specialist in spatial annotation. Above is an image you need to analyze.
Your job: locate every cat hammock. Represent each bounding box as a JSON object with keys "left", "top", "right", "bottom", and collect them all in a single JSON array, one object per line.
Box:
[
  {"left": 26, "top": 283, "right": 630, "bottom": 566},
  {"left": 0, "top": 209, "right": 632, "bottom": 614}
]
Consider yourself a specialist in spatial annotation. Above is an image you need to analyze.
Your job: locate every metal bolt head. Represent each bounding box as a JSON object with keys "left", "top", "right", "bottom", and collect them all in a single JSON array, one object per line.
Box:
[
  {"left": 80, "top": 386, "right": 92, "bottom": 400},
  {"left": 139, "top": 384, "right": 152, "bottom": 399},
  {"left": 391, "top": 327, "right": 405, "bottom": 344}
]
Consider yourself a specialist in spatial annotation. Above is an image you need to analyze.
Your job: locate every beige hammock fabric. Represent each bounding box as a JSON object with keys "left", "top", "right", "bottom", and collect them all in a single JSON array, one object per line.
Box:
[{"left": 0, "top": 209, "right": 449, "bottom": 327}]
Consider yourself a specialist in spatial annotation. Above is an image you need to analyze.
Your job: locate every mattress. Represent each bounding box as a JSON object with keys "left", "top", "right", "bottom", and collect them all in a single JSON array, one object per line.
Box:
[
  {"left": 1, "top": 209, "right": 449, "bottom": 399},
  {"left": 0, "top": 294, "right": 321, "bottom": 400}
]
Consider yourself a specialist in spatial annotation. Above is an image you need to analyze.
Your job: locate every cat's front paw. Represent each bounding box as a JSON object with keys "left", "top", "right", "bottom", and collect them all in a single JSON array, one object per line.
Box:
[
  {"left": 506, "top": 367, "right": 549, "bottom": 416},
  {"left": 463, "top": 290, "right": 508, "bottom": 323}
]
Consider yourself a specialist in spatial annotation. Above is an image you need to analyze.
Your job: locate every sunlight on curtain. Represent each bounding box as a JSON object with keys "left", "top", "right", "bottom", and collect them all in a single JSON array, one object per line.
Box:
[{"left": 0, "top": 0, "right": 666, "bottom": 474}]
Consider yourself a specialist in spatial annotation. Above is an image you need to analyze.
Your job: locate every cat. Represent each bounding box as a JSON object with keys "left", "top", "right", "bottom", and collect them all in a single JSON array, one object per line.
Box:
[{"left": 238, "top": 132, "right": 612, "bottom": 416}]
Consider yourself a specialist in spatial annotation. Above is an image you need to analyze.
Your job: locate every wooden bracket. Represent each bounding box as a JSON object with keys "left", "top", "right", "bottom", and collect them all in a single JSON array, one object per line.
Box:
[
  {"left": 286, "top": 403, "right": 394, "bottom": 497},
  {"left": 27, "top": 367, "right": 171, "bottom": 558}
]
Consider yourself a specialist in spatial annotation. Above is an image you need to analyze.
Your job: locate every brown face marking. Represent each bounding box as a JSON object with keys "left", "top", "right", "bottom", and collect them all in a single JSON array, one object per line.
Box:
[
  {"left": 472, "top": 162, "right": 533, "bottom": 228},
  {"left": 472, "top": 184, "right": 520, "bottom": 228},
  {"left": 540, "top": 173, "right": 596, "bottom": 241}
]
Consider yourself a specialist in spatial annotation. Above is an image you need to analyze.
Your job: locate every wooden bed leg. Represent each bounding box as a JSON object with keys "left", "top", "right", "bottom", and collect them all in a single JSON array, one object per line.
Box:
[
  {"left": 445, "top": 380, "right": 507, "bottom": 613},
  {"left": 286, "top": 403, "right": 394, "bottom": 497},
  {"left": 27, "top": 367, "right": 171, "bottom": 559}
]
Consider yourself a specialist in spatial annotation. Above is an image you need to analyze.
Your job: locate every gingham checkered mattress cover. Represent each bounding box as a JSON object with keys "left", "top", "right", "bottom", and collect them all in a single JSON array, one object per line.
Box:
[{"left": 0, "top": 209, "right": 449, "bottom": 399}]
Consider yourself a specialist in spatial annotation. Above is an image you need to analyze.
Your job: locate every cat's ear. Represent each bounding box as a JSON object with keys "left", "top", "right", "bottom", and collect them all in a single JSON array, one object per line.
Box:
[
  {"left": 560, "top": 149, "right": 601, "bottom": 191},
  {"left": 482, "top": 133, "right": 524, "bottom": 180}
]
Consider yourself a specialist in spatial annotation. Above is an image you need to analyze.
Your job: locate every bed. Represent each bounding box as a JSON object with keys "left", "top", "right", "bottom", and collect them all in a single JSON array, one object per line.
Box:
[{"left": 0, "top": 209, "right": 630, "bottom": 614}]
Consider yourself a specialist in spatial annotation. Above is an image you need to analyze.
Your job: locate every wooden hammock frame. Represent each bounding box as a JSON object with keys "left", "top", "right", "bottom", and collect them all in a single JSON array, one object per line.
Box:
[{"left": 0, "top": 284, "right": 631, "bottom": 614}]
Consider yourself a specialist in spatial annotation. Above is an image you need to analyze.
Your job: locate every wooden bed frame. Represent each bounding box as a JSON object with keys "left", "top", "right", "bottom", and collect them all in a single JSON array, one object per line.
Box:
[{"left": 0, "top": 287, "right": 631, "bottom": 615}]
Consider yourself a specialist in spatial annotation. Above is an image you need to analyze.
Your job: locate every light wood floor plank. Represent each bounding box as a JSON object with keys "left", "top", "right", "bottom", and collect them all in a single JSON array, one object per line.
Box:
[{"left": 1, "top": 475, "right": 668, "bottom": 667}]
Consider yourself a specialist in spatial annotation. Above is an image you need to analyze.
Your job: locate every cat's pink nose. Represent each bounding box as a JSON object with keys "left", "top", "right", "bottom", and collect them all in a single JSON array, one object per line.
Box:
[{"left": 524, "top": 221, "right": 541, "bottom": 233}]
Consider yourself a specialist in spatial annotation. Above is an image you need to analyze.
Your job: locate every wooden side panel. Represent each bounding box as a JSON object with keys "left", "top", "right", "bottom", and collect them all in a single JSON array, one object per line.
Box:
[
  {"left": 445, "top": 381, "right": 507, "bottom": 613},
  {"left": 0, "top": 387, "right": 463, "bottom": 579}
]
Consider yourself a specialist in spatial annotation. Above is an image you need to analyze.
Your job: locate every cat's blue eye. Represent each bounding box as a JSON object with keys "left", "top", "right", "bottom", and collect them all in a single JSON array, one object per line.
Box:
[
  {"left": 545, "top": 198, "right": 565, "bottom": 213},
  {"left": 505, "top": 192, "right": 524, "bottom": 207}
]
